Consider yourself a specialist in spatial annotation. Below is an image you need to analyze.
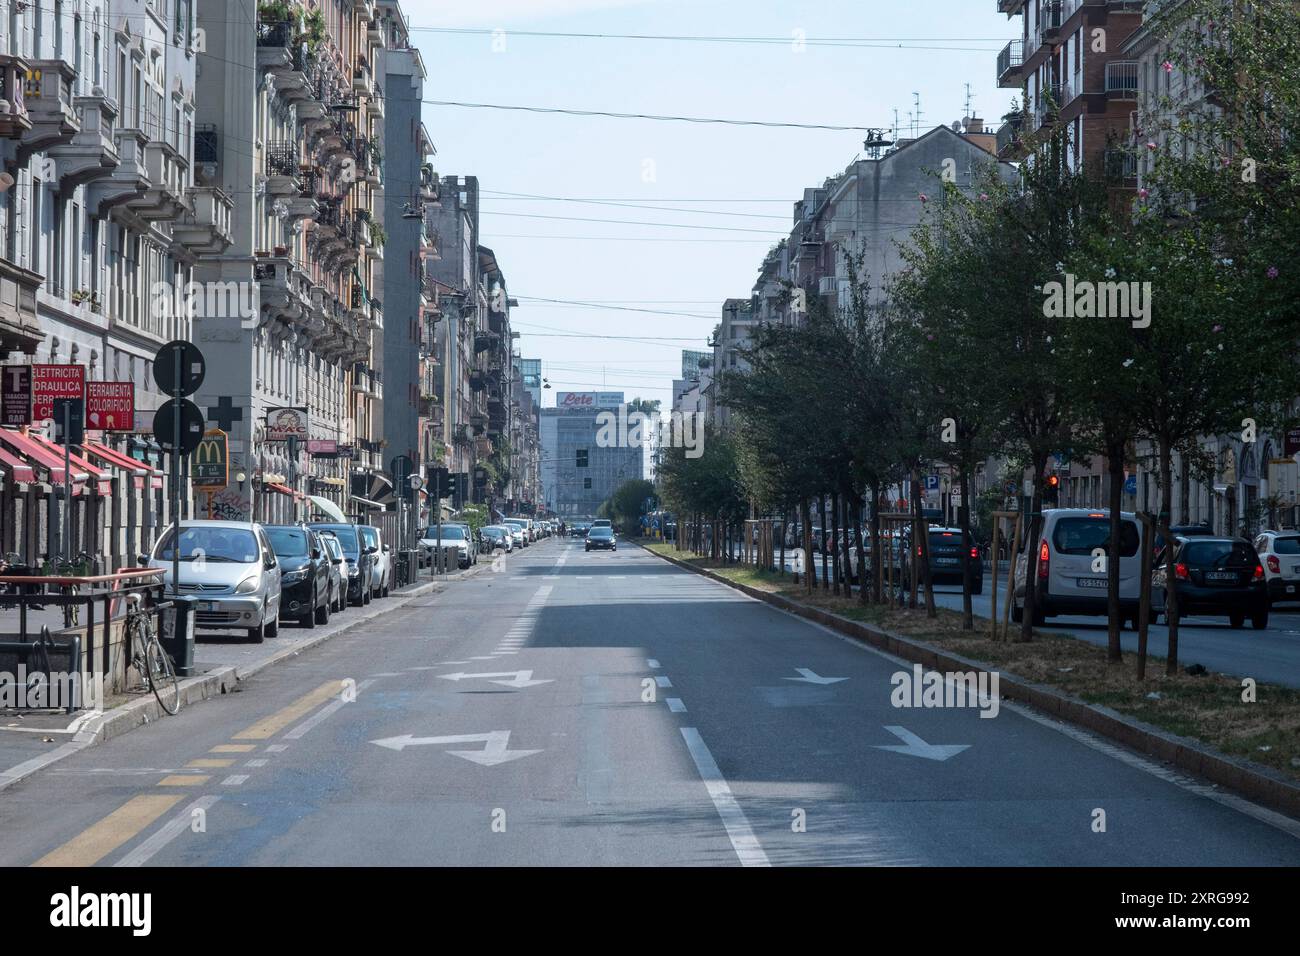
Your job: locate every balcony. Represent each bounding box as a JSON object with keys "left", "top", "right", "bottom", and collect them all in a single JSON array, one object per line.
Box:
[
  {"left": 366, "top": 83, "right": 384, "bottom": 120},
  {"left": 284, "top": 171, "right": 320, "bottom": 221},
  {"left": 1034, "top": 84, "right": 1066, "bottom": 127},
  {"left": 369, "top": 298, "right": 382, "bottom": 330},
  {"left": 256, "top": 20, "right": 294, "bottom": 73},
  {"left": 997, "top": 40, "right": 1024, "bottom": 88},
  {"left": 19, "top": 59, "right": 80, "bottom": 160},
  {"left": 352, "top": 61, "right": 372, "bottom": 97},
  {"left": 419, "top": 164, "right": 440, "bottom": 202},
  {"left": 1105, "top": 61, "right": 1139, "bottom": 99},
  {"left": 1104, "top": 148, "right": 1138, "bottom": 186},
  {"left": 171, "top": 186, "right": 235, "bottom": 256},
  {"left": 264, "top": 140, "right": 301, "bottom": 196},
  {"left": 126, "top": 140, "right": 188, "bottom": 219},
  {"left": 1038, "top": 2, "right": 1063, "bottom": 44},
  {"left": 254, "top": 256, "right": 307, "bottom": 325},
  {"left": 87, "top": 128, "right": 150, "bottom": 216},
  {"left": 0, "top": 256, "right": 43, "bottom": 355},
  {"left": 996, "top": 114, "right": 1026, "bottom": 157},
  {"left": 0, "top": 54, "right": 32, "bottom": 138},
  {"left": 48, "top": 93, "right": 119, "bottom": 187}
]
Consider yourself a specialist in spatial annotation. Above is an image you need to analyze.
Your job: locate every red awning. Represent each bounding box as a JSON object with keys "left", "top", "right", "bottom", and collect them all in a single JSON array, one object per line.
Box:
[
  {"left": 0, "top": 428, "right": 88, "bottom": 490},
  {"left": 83, "top": 440, "right": 158, "bottom": 492},
  {"left": 25, "top": 431, "right": 113, "bottom": 496},
  {"left": 266, "top": 482, "right": 304, "bottom": 499},
  {"left": 0, "top": 445, "right": 35, "bottom": 483}
]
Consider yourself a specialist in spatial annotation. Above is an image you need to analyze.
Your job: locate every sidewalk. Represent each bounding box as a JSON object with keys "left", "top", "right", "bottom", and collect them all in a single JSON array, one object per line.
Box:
[{"left": 0, "top": 559, "right": 488, "bottom": 793}]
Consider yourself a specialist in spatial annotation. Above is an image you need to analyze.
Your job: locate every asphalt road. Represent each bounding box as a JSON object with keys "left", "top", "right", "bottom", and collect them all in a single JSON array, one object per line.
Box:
[
  {"left": 779, "top": 552, "right": 1300, "bottom": 687},
  {"left": 2, "top": 537, "right": 1298, "bottom": 866}
]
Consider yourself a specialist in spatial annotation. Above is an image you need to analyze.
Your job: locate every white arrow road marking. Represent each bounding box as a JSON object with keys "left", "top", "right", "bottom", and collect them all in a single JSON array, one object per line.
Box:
[
  {"left": 439, "top": 670, "right": 553, "bottom": 689},
  {"left": 371, "top": 731, "right": 541, "bottom": 765},
  {"left": 783, "top": 667, "right": 848, "bottom": 685},
  {"left": 872, "top": 726, "right": 970, "bottom": 762}
]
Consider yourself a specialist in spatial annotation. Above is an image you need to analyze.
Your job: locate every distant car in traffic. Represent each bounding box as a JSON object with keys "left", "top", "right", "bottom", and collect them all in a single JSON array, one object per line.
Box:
[
  {"left": 358, "top": 525, "right": 390, "bottom": 599},
  {"left": 586, "top": 527, "right": 617, "bottom": 552},
  {"left": 317, "top": 531, "right": 348, "bottom": 614},
  {"left": 307, "top": 523, "right": 374, "bottom": 607},
  {"left": 1153, "top": 536, "right": 1269, "bottom": 629},
  {"left": 1255, "top": 530, "right": 1300, "bottom": 606},
  {"left": 265, "top": 524, "right": 332, "bottom": 628},
  {"left": 1013, "top": 509, "right": 1143, "bottom": 628}
]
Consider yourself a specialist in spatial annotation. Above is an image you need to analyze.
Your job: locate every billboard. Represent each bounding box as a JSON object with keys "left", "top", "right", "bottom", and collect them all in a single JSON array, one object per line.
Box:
[
  {"left": 2, "top": 365, "right": 30, "bottom": 426},
  {"left": 555, "top": 391, "right": 623, "bottom": 410},
  {"left": 32, "top": 364, "right": 85, "bottom": 423},
  {"left": 193, "top": 429, "right": 229, "bottom": 487},
  {"left": 265, "top": 406, "right": 309, "bottom": 442},
  {"left": 86, "top": 381, "right": 135, "bottom": 431}
]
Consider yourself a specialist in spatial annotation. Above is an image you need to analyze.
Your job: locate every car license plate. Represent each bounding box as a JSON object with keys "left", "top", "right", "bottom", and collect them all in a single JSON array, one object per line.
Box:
[
  {"left": 199, "top": 601, "right": 216, "bottom": 611},
  {"left": 1293, "top": 565, "right": 1300, "bottom": 575},
  {"left": 1288, "top": 585, "right": 1297, "bottom": 594},
  {"left": 1206, "top": 571, "right": 1236, "bottom": 582},
  {"left": 1077, "top": 577, "right": 1108, "bottom": 589}
]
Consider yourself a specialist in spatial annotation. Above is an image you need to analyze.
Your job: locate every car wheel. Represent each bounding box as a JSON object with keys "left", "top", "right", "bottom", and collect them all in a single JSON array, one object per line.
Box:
[
  {"left": 1011, "top": 603, "right": 1023, "bottom": 624},
  {"left": 971, "top": 581, "right": 984, "bottom": 596},
  {"left": 1229, "top": 611, "right": 1245, "bottom": 629},
  {"left": 316, "top": 592, "right": 330, "bottom": 625},
  {"left": 248, "top": 616, "right": 265, "bottom": 643},
  {"left": 1251, "top": 607, "right": 1269, "bottom": 630},
  {"left": 301, "top": 593, "right": 316, "bottom": 628}
]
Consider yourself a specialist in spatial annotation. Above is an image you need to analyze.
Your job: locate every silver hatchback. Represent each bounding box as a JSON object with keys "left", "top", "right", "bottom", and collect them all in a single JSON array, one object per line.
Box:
[{"left": 148, "top": 520, "right": 283, "bottom": 643}]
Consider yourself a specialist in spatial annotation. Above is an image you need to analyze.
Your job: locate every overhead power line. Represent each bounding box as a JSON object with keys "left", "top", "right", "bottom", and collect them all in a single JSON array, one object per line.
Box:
[
  {"left": 412, "top": 27, "right": 1004, "bottom": 52},
  {"left": 421, "top": 99, "right": 877, "bottom": 131}
]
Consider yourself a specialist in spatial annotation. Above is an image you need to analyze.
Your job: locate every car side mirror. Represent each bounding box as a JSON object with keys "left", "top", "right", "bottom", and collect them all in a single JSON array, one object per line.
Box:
[
  {"left": 382, "top": 544, "right": 390, "bottom": 552},
  {"left": 312, "top": 548, "right": 322, "bottom": 559},
  {"left": 266, "top": 557, "right": 278, "bottom": 570},
  {"left": 136, "top": 553, "right": 150, "bottom": 566},
  {"left": 367, "top": 545, "right": 378, "bottom": 554}
]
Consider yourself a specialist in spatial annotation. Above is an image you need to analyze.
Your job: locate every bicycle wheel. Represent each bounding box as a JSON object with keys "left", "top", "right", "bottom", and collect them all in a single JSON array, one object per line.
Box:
[{"left": 144, "top": 632, "right": 181, "bottom": 715}]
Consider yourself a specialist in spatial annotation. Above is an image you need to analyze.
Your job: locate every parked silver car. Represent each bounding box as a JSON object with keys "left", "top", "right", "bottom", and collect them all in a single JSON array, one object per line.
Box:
[{"left": 147, "top": 520, "right": 283, "bottom": 643}]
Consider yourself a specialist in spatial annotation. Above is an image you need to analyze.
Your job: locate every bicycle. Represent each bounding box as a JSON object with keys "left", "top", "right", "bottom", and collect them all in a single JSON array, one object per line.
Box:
[
  {"left": 22, "top": 625, "right": 57, "bottom": 705},
  {"left": 123, "top": 593, "right": 181, "bottom": 715},
  {"left": 44, "top": 552, "right": 91, "bottom": 628}
]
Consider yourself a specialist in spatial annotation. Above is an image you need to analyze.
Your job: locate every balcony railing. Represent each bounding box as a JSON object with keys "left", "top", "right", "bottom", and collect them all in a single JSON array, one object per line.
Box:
[
  {"left": 996, "top": 114, "right": 1025, "bottom": 154},
  {"left": 1105, "top": 61, "right": 1139, "bottom": 98},
  {"left": 1104, "top": 148, "right": 1138, "bottom": 184},
  {"left": 997, "top": 39, "right": 1024, "bottom": 86},
  {"left": 1039, "top": 1, "right": 1063, "bottom": 42},
  {"left": 265, "top": 141, "right": 298, "bottom": 177},
  {"left": 256, "top": 20, "right": 293, "bottom": 49}
]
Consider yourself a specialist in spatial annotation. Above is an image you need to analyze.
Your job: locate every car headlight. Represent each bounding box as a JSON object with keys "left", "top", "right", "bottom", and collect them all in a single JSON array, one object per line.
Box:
[
  {"left": 235, "top": 576, "right": 259, "bottom": 594},
  {"left": 282, "top": 569, "right": 309, "bottom": 585},
  {"left": 348, "top": 567, "right": 360, "bottom": 577}
]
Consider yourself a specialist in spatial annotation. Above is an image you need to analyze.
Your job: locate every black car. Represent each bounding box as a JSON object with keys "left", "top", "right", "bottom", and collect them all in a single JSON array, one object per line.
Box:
[
  {"left": 585, "top": 527, "right": 617, "bottom": 552},
  {"left": 266, "top": 525, "right": 332, "bottom": 628},
  {"left": 308, "top": 523, "right": 374, "bottom": 607},
  {"left": 1153, "top": 536, "right": 1268, "bottom": 629},
  {"left": 923, "top": 526, "right": 984, "bottom": 594}
]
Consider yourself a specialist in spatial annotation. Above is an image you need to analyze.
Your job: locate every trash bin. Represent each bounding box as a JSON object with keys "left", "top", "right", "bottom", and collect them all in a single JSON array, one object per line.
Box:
[{"left": 160, "top": 595, "right": 197, "bottom": 678}]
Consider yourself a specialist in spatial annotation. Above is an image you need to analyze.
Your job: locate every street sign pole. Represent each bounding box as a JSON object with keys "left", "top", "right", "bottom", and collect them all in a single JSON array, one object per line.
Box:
[
  {"left": 62, "top": 401, "right": 71, "bottom": 564},
  {"left": 171, "top": 348, "right": 181, "bottom": 599}
]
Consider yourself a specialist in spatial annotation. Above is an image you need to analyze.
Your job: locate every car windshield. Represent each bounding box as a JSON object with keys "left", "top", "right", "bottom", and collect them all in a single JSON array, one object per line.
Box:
[
  {"left": 266, "top": 528, "right": 309, "bottom": 557},
  {"left": 321, "top": 537, "right": 342, "bottom": 559},
  {"left": 314, "top": 526, "right": 358, "bottom": 553},
  {"left": 1273, "top": 536, "right": 1300, "bottom": 555},
  {"left": 359, "top": 527, "right": 378, "bottom": 547},
  {"left": 589, "top": 528, "right": 613, "bottom": 539},
  {"left": 156, "top": 527, "right": 259, "bottom": 563},
  {"left": 1052, "top": 517, "right": 1139, "bottom": 557},
  {"left": 1183, "top": 541, "right": 1254, "bottom": 568},
  {"left": 436, "top": 526, "right": 467, "bottom": 540}
]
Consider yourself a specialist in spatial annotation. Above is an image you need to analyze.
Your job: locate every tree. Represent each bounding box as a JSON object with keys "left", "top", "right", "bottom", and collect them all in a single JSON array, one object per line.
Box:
[{"left": 606, "top": 479, "right": 656, "bottom": 535}]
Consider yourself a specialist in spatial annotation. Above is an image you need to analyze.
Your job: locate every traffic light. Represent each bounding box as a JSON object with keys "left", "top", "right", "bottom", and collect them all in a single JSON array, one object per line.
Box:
[
  {"left": 576, "top": 448, "right": 588, "bottom": 468},
  {"left": 1044, "top": 473, "right": 1060, "bottom": 505},
  {"left": 426, "top": 466, "right": 450, "bottom": 498}
]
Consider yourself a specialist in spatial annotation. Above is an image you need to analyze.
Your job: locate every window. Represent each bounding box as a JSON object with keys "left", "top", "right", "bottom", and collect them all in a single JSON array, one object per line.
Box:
[{"left": 1052, "top": 517, "right": 1140, "bottom": 557}]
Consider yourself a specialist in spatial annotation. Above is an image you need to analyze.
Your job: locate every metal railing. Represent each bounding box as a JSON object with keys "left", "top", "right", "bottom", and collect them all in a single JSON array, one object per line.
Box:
[
  {"left": 265, "top": 141, "right": 298, "bottom": 177},
  {"left": 1106, "top": 60, "right": 1139, "bottom": 96}
]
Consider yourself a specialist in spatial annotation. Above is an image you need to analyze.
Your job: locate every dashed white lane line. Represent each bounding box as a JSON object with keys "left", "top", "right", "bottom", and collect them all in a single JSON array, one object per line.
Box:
[
  {"left": 221, "top": 775, "right": 249, "bottom": 786},
  {"left": 655, "top": 675, "right": 672, "bottom": 688},
  {"left": 680, "top": 728, "right": 770, "bottom": 867},
  {"left": 245, "top": 759, "right": 268, "bottom": 768},
  {"left": 265, "top": 744, "right": 288, "bottom": 753},
  {"left": 667, "top": 698, "right": 687, "bottom": 713},
  {"left": 114, "top": 795, "right": 222, "bottom": 868},
  {"left": 647, "top": 659, "right": 660, "bottom": 669}
]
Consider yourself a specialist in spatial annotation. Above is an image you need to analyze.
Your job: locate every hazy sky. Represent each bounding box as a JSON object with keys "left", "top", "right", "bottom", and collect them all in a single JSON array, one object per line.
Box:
[{"left": 405, "top": 0, "right": 1017, "bottom": 408}]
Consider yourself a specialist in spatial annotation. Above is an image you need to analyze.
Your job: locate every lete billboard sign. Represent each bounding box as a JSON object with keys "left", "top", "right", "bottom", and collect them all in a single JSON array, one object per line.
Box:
[
  {"left": 32, "top": 364, "right": 85, "bottom": 423},
  {"left": 555, "top": 391, "right": 623, "bottom": 410},
  {"left": 86, "top": 381, "right": 135, "bottom": 431}
]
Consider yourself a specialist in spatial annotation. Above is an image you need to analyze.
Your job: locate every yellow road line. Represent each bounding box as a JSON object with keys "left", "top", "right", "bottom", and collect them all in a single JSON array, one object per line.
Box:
[
  {"left": 186, "top": 759, "right": 235, "bottom": 768},
  {"left": 157, "top": 774, "right": 210, "bottom": 787},
  {"left": 32, "top": 795, "right": 183, "bottom": 867},
  {"left": 210, "top": 744, "right": 257, "bottom": 754},
  {"left": 232, "top": 680, "right": 346, "bottom": 741}
]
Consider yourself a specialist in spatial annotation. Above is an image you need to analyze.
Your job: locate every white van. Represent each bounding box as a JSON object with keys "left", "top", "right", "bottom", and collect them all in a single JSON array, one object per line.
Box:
[{"left": 1012, "top": 509, "right": 1143, "bottom": 627}]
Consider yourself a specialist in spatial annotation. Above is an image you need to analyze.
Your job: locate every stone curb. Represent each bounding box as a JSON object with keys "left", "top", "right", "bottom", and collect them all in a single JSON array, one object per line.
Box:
[{"left": 642, "top": 542, "right": 1300, "bottom": 820}]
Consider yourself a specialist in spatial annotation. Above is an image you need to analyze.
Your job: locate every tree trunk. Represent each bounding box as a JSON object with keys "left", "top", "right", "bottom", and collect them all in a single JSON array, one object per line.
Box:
[
  {"left": 1018, "top": 453, "right": 1048, "bottom": 643},
  {"left": 913, "top": 469, "right": 936, "bottom": 618},
  {"left": 800, "top": 498, "right": 814, "bottom": 595},
  {"left": 1105, "top": 440, "right": 1125, "bottom": 664},
  {"left": 818, "top": 495, "right": 829, "bottom": 591},
  {"left": 1160, "top": 439, "right": 1180, "bottom": 675},
  {"left": 779, "top": 505, "right": 787, "bottom": 578},
  {"left": 830, "top": 490, "right": 841, "bottom": 596},
  {"left": 842, "top": 492, "right": 854, "bottom": 600},
  {"left": 959, "top": 462, "right": 973, "bottom": 631},
  {"left": 870, "top": 480, "right": 883, "bottom": 604}
]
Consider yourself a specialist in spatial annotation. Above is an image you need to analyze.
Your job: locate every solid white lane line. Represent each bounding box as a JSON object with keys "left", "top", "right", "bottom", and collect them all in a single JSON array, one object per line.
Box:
[
  {"left": 680, "top": 728, "right": 769, "bottom": 867},
  {"left": 114, "top": 795, "right": 222, "bottom": 867},
  {"left": 667, "top": 698, "right": 687, "bottom": 713}
]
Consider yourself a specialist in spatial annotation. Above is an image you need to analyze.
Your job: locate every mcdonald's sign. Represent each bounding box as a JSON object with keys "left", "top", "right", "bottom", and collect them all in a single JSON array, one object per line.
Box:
[{"left": 193, "top": 429, "right": 229, "bottom": 487}]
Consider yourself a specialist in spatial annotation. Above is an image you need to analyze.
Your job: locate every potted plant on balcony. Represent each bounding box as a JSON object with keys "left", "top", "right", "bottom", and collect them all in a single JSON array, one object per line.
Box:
[
  {"left": 274, "top": 244, "right": 289, "bottom": 256},
  {"left": 369, "top": 222, "right": 387, "bottom": 248},
  {"left": 70, "top": 288, "right": 91, "bottom": 305}
]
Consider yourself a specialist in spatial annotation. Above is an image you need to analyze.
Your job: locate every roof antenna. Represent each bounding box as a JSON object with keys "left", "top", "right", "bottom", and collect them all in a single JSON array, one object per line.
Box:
[
  {"left": 912, "top": 92, "right": 923, "bottom": 137},
  {"left": 964, "top": 82, "right": 974, "bottom": 127}
]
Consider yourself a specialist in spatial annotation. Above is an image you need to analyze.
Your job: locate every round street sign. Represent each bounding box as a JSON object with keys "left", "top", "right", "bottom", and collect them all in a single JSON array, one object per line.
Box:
[
  {"left": 153, "top": 398, "right": 206, "bottom": 455},
  {"left": 153, "top": 340, "right": 206, "bottom": 397},
  {"left": 390, "top": 455, "right": 414, "bottom": 497}
]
